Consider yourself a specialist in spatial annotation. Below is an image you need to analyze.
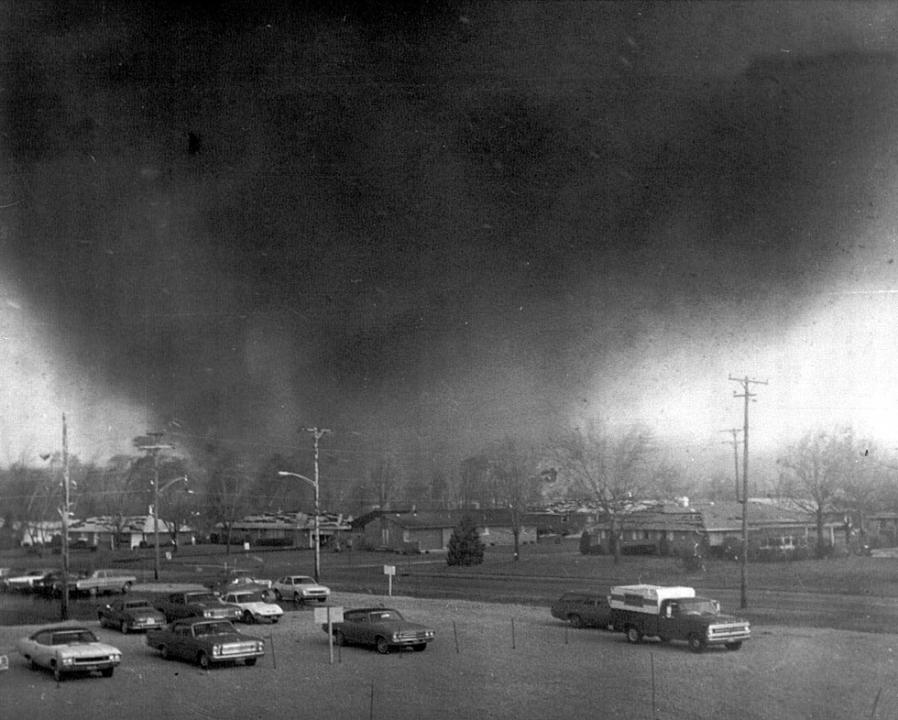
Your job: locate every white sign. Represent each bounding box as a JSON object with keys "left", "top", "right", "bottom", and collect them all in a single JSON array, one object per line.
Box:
[
  {"left": 0, "top": 655, "right": 8, "bottom": 671},
  {"left": 384, "top": 565, "right": 396, "bottom": 576},
  {"left": 314, "top": 606, "right": 344, "bottom": 624}
]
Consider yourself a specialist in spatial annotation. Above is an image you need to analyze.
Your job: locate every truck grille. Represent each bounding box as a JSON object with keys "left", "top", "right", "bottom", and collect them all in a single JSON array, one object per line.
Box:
[{"left": 73, "top": 655, "right": 114, "bottom": 666}]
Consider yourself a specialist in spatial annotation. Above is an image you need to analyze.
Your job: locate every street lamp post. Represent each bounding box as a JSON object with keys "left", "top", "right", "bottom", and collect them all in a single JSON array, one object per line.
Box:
[
  {"left": 278, "top": 471, "right": 320, "bottom": 581},
  {"left": 152, "top": 475, "right": 188, "bottom": 581}
]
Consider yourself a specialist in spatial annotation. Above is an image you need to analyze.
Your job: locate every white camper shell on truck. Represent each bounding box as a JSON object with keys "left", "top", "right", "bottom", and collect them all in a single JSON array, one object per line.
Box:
[{"left": 609, "top": 584, "right": 750, "bottom": 653}]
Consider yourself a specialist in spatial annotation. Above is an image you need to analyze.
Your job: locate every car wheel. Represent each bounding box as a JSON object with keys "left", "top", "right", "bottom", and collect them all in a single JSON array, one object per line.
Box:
[
  {"left": 274, "top": 590, "right": 282, "bottom": 601},
  {"left": 412, "top": 643, "right": 427, "bottom": 652},
  {"left": 102, "top": 667, "right": 114, "bottom": 678},
  {"left": 293, "top": 592, "right": 301, "bottom": 603},
  {"left": 688, "top": 634, "right": 706, "bottom": 654},
  {"left": 243, "top": 610, "right": 254, "bottom": 624},
  {"left": 98, "top": 614, "right": 107, "bottom": 628},
  {"left": 271, "top": 617, "right": 279, "bottom": 624},
  {"left": 122, "top": 582, "right": 132, "bottom": 593},
  {"left": 198, "top": 652, "right": 211, "bottom": 669},
  {"left": 120, "top": 620, "right": 130, "bottom": 634},
  {"left": 569, "top": 614, "right": 584, "bottom": 629},
  {"left": 625, "top": 626, "right": 642, "bottom": 644},
  {"left": 29, "top": 658, "right": 40, "bottom": 672},
  {"left": 725, "top": 641, "right": 743, "bottom": 651},
  {"left": 244, "top": 658, "right": 257, "bottom": 667},
  {"left": 375, "top": 636, "right": 391, "bottom": 654},
  {"left": 318, "top": 597, "right": 327, "bottom": 603},
  {"left": 160, "top": 645, "right": 170, "bottom": 660},
  {"left": 334, "top": 630, "right": 346, "bottom": 646},
  {"left": 52, "top": 662, "right": 62, "bottom": 682}
]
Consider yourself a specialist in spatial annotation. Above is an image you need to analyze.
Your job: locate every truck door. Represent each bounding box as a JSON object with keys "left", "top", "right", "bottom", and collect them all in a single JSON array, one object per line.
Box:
[{"left": 659, "top": 601, "right": 683, "bottom": 640}]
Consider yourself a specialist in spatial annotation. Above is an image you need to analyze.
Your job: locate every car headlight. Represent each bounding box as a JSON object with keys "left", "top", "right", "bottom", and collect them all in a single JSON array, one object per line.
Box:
[
  {"left": 256, "top": 642, "right": 264, "bottom": 652},
  {"left": 203, "top": 610, "right": 214, "bottom": 618},
  {"left": 111, "top": 653, "right": 122, "bottom": 662},
  {"left": 61, "top": 656, "right": 75, "bottom": 666},
  {"left": 212, "top": 644, "right": 222, "bottom": 657}
]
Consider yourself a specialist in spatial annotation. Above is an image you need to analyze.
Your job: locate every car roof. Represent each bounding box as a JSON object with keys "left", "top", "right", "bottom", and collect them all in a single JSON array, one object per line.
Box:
[{"left": 348, "top": 607, "right": 400, "bottom": 614}]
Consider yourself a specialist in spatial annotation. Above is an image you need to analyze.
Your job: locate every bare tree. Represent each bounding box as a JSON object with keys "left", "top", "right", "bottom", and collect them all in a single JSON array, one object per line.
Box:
[
  {"left": 553, "top": 423, "right": 656, "bottom": 564},
  {"left": 777, "top": 427, "right": 861, "bottom": 555},
  {"left": 487, "top": 437, "right": 543, "bottom": 561},
  {"left": 206, "top": 456, "right": 252, "bottom": 556}
]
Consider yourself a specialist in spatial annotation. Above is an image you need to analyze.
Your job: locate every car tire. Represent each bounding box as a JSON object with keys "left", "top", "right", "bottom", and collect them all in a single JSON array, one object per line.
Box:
[
  {"left": 102, "top": 667, "right": 114, "bottom": 678},
  {"left": 243, "top": 611, "right": 254, "bottom": 624},
  {"left": 688, "top": 634, "right": 706, "bottom": 654},
  {"left": 271, "top": 617, "right": 279, "bottom": 624},
  {"left": 122, "top": 582, "right": 132, "bottom": 593},
  {"left": 52, "top": 662, "right": 62, "bottom": 682},
  {"left": 412, "top": 643, "right": 427, "bottom": 652},
  {"left": 293, "top": 592, "right": 301, "bottom": 603},
  {"left": 120, "top": 620, "right": 130, "bottom": 634},
  {"left": 334, "top": 630, "right": 346, "bottom": 646},
  {"left": 725, "top": 641, "right": 743, "bottom": 651},
  {"left": 245, "top": 658, "right": 257, "bottom": 667},
  {"left": 274, "top": 590, "right": 282, "bottom": 601},
  {"left": 569, "top": 614, "right": 584, "bottom": 629},
  {"left": 625, "top": 626, "right": 642, "bottom": 644},
  {"left": 198, "top": 652, "right": 211, "bottom": 669},
  {"left": 375, "top": 636, "right": 391, "bottom": 654},
  {"left": 30, "top": 658, "right": 39, "bottom": 672}
]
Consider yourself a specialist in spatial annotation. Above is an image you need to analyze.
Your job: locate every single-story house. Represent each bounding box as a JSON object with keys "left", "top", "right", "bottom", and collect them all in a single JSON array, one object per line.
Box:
[
  {"left": 353, "top": 509, "right": 538, "bottom": 554},
  {"left": 585, "top": 499, "right": 842, "bottom": 556},
  {"left": 220, "top": 512, "right": 352, "bottom": 548},
  {"left": 19, "top": 515, "right": 195, "bottom": 550}
]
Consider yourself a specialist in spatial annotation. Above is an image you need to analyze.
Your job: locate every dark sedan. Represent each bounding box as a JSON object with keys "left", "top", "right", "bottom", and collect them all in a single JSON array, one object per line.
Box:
[
  {"left": 323, "top": 608, "right": 435, "bottom": 654},
  {"left": 550, "top": 591, "right": 614, "bottom": 629},
  {"left": 98, "top": 598, "right": 167, "bottom": 633},
  {"left": 146, "top": 618, "right": 264, "bottom": 668}
]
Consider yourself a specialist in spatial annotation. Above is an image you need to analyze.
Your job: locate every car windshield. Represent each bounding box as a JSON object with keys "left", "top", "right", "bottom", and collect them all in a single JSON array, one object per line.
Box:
[
  {"left": 679, "top": 599, "right": 720, "bottom": 615},
  {"left": 233, "top": 592, "right": 263, "bottom": 602},
  {"left": 52, "top": 630, "right": 97, "bottom": 645},
  {"left": 369, "top": 610, "right": 403, "bottom": 622},
  {"left": 294, "top": 577, "right": 315, "bottom": 584},
  {"left": 194, "top": 622, "right": 234, "bottom": 636},
  {"left": 124, "top": 601, "right": 152, "bottom": 610}
]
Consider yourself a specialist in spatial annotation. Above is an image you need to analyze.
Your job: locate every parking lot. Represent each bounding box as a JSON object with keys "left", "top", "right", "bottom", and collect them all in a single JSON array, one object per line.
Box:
[{"left": 2, "top": 591, "right": 898, "bottom": 720}]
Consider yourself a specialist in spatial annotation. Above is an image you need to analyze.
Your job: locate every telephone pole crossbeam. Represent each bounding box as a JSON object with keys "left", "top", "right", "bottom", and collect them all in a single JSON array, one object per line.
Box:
[{"left": 729, "top": 375, "right": 768, "bottom": 610}]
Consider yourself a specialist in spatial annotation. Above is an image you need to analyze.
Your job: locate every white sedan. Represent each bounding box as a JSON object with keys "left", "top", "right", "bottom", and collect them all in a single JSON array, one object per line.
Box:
[
  {"left": 222, "top": 590, "right": 284, "bottom": 623},
  {"left": 4, "top": 569, "right": 53, "bottom": 591},
  {"left": 18, "top": 625, "right": 122, "bottom": 681},
  {"left": 271, "top": 575, "right": 330, "bottom": 603}
]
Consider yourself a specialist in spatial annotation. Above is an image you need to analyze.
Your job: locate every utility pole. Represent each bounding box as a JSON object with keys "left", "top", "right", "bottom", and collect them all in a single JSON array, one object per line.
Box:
[
  {"left": 138, "top": 432, "right": 174, "bottom": 581},
  {"left": 721, "top": 428, "right": 742, "bottom": 502},
  {"left": 60, "top": 414, "right": 70, "bottom": 621},
  {"left": 305, "top": 427, "right": 330, "bottom": 583},
  {"left": 729, "top": 375, "right": 767, "bottom": 610}
]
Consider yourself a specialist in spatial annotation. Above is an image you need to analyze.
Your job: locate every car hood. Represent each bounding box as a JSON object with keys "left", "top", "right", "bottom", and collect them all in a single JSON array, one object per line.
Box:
[
  {"left": 25, "top": 641, "right": 120, "bottom": 658},
  {"left": 235, "top": 601, "right": 281, "bottom": 612}
]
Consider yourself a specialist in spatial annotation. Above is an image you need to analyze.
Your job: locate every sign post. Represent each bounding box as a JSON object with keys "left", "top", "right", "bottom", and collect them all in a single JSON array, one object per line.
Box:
[
  {"left": 314, "top": 606, "right": 344, "bottom": 665},
  {"left": 384, "top": 564, "right": 396, "bottom": 596}
]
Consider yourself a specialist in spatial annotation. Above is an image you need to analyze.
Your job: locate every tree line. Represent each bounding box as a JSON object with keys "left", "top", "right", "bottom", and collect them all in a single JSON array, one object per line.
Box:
[{"left": 1, "top": 423, "right": 895, "bottom": 560}]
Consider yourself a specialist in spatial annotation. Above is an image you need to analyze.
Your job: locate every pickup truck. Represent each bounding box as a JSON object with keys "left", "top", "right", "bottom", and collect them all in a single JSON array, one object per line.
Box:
[
  {"left": 154, "top": 590, "right": 243, "bottom": 623},
  {"left": 609, "top": 584, "right": 750, "bottom": 653},
  {"left": 70, "top": 569, "right": 137, "bottom": 595}
]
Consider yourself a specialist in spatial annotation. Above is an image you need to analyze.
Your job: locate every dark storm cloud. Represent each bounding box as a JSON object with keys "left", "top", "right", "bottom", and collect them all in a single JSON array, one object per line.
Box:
[{"left": 3, "top": 1, "right": 897, "bottom": 470}]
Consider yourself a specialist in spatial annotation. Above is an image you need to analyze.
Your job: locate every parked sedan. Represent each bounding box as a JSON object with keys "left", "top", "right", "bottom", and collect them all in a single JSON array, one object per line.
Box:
[
  {"left": 146, "top": 618, "right": 265, "bottom": 669},
  {"left": 221, "top": 590, "right": 283, "bottom": 624},
  {"left": 98, "top": 598, "right": 167, "bottom": 633},
  {"left": 18, "top": 624, "right": 122, "bottom": 681},
  {"left": 550, "top": 591, "right": 614, "bottom": 629},
  {"left": 323, "top": 608, "right": 435, "bottom": 654},
  {"left": 272, "top": 575, "right": 330, "bottom": 603},
  {"left": 5, "top": 569, "right": 53, "bottom": 592}
]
